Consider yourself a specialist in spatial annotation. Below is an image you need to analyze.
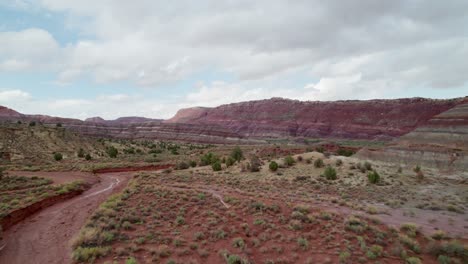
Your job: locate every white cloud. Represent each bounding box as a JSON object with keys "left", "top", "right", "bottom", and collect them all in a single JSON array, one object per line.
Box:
[
  {"left": 0, "top": 28, "right": 61, "bottom": 71},
  {"left": 0, "top": 89, "right": 31, "bottom": 102}
]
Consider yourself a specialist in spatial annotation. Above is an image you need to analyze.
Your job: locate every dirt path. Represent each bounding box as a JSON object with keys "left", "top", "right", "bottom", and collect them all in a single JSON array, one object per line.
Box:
[{"left": 0, "top": 172, "right": 131, "bottom": 264}]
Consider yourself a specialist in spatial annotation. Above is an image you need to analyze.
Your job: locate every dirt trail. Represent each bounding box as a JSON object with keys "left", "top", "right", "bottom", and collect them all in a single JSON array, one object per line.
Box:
[{"left": 0, "top": 172, "right": 131, "bottom": 264}]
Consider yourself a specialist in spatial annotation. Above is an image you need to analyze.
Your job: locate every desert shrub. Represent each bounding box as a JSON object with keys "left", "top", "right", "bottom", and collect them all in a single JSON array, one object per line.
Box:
[
  {"left": 323, "top": 166, "right": 337, "bottom": 180},
  {"left": 405, "top": 257, "right": 421, "bottom": 264},
  {"left": 339, "top": 250, "right": 351, "bottom": 263},
  {"left": 85, "top": 154, "right": 92, "bottom": 161},
  {"left": 428, "top": 240, "right": 466, "bottom": 258},
  {"left": 125, "top": 257, "right": 138, "bottom": 264},
  {"left": 368, "top": 245, "right": 383, "bottom": 258},
  {"left": 72, "top": 246, "right": 110, "bottom": 262},
  {"left": 335, "top": 159, "right": 343, "bottom": 166},
  {"left": 226, "top": 157, "right": 235, "bottom": 167},
  {"left": 189, "top": 160, "right": 197, "bottom": 167},
  {"left": 0, "top": 168, "right": 4, "bottom": 180},
  {"left": 367, "top": 171, "right": 380, "bottom": 184},
  {"left": 364, "top": 161, "right": 372, "bottom": 171},
  {"left": 29, "top": 121, "right": 36, "bottom": 127},
  {"left": 337, "top": 148, "right": 355, "bottom": 157},
  {"left": 345, "top": 216, "right": 367, "bottom": 233},
  {"left": 400, "top": 223, "right": 419, "bottom": 238},
  {"left": 296, "top": 155, "right": 303, "bottom": 162},
  {"left": 314, "top": 158, "right": 324, "bottom": 168},
  {"left": 437, "top": 255, "right": 451, "bottom": 264},
  {"left": 54, "top": 153, "right": 63, "bottom": 161},
  {"left": 316, "top": 146, "right": 325, "bottom": 153},
  {"left": 431, "top": 230, "right": 447, "bottom": 240},
  {"left": 176, "top": 161, "right": 190, "bottom": 170},
  {"left": 232, "top": 237, "right": 245, "bottom": 249},
  {"left": 230, "top": 147, "right": 243, "bottom": 162},
  {"left": 413, "top": 165, "right": 421, "bottom": 173},
  {"left": 212, "top": 161, "right": 222, "bottom": 171},
  {"left": 284, "top": 155, "right": 295, "bottom": 167},
  {"left": 106, "top": 146, "right": 118, "bottom": 158},
  {"left": 399, "top": 234, "right": 420, "bottom": 253},
  {"left": 269, "top": 161, "right": 279, "bottom": 172},
  {"left": 248, "top": 156, "right": 262, "bottom": 172},
  {"left": 297, "top": 237, "right": 309, "bottom": 250},
  {"left": 56, "top": 123, "right": 62, "bottom": 127},
  {"left": 77, "top": 148, "right": 85, "bottom": 158},
  {"left": 200, "top": 152, "right": 219, "bottom": 166}
]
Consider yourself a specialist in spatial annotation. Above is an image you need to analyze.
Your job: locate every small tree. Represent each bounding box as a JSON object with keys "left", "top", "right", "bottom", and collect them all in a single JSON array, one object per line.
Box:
[
  {"left": 284, "top": 155, "right": 295, "bottom": 167},
  {"left": 230, "top": 146, "right": 243, "bottom": 162},
  {"left": 269, "top": 161, "right": 279, "bottom": 172},
  {"left": 85, "top": 154, "right": 92, "bottom": 161},
  {"left": 367, "top": 170, "right": 380, "bottom": 184},
  {"left": 77, "top": 148, "right": 85, "bottom": 158},
  {"left": 106, "top": 146, "right": 118, "bottom": 158},
  {"left": 323, "top": 165, "right": 337, "bottom": 180},
  {"left": 212, "top": 161, "right": 222, "bottom": 171},
  {"left": 314, "top": 158, "right": 324, "bottom": 168},
  {"left": 54, "top": 153, "right": 63, "bottom": 161}
]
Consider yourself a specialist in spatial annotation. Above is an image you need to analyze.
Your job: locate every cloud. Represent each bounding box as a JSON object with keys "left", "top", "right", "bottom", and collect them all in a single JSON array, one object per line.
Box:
[
  {"left": 29, "top": 0, "right": 468, "bottom": 90},
  {"left": 0, "top": 89, "right": 32, "bottom": 104},
  {"left": 1, "top": 1, "right": 468, "bottom": 120},
  {"left": 0, "top": 28, "right": 61, "bottom": 71}
]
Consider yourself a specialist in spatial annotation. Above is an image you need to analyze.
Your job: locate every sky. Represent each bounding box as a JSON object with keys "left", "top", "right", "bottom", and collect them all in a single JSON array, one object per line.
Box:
[{"left": 0, "top": 0, "right": 467, "bottom": 120}]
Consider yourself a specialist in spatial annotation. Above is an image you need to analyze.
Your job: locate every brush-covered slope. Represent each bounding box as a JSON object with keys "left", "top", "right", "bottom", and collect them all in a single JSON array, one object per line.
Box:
[
  {"left": 0, "top": 123, "right": 104, "bottom": 163},
  {"left": 167, "top": 97, "right": 464, "bottom": 140}
]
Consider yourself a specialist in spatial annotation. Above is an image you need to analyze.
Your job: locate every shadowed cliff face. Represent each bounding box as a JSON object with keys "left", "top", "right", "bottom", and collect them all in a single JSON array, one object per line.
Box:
[
  {"left": 166, "top": 97, "right": 465, "bottom": 140},
  {"left": 0, "top": 97, "right": 465, "bottom": 144}
]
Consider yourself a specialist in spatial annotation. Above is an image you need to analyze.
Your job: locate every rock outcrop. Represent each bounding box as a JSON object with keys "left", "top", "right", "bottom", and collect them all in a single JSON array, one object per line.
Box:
[
  {"left": 166, "top": 97, "right": 465, "bottom": 140},
  {"left": 0, "top": 97, "right": 466, "bottom": 145},
  {"left": 358, "top": 99, "right": 468, "bottom": 170}
]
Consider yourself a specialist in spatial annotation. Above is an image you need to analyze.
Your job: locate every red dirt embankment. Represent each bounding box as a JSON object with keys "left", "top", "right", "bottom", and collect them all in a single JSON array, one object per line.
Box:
[
  {"left": 0, "top": 188, "right": 86, "bottom": 231},
  {"left": 92, "top": 164, "right": 173, "bottom": 173}
]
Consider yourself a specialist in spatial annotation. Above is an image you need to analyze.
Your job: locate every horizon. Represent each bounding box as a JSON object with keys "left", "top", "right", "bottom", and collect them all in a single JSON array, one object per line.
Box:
[
  {"left": 2, "top": 95, "right": 466, "bottom": 121},
  {"left": 1, "top": 1, "right": 468, "bottom": 119}
]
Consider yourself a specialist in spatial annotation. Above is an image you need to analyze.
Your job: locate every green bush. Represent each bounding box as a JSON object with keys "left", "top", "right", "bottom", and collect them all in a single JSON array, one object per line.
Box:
[
  {"left": 125, "top": 257, "right": 138, "bottom": 264},
  {"left": 200, "top": 152, "right": 219, "bottom": 166},
  {"left": 284, "top": 155, "right": 295, "bottom": 166},
  {"left": 337, "top": 148, "right": 355, "bottom": 157},
  {"left": 323, "top": 166, "right": 337, "bottom": 180},
  {"left": 230, "top": 147, "right": 243, "bottom": 162},
  {"left": 269, "top": 161, "right": 279, "bottom": 171},
  {"left": 212, "top": 161, "right": 222, "bottom": 171},
  {"left": 106, "top": 146, "right": 118, "bottom": 158},
  {"left": 54, "top": 153, "right": 63, "bottom": 161},
  {"left": 314, "top": 158, "right": 324, "bottom": 168},
  {"left": 77, "top": 148, "right": 85, "bottom": 158},
  {"left": 367, "top": 171, "right": 380, "bottom": 184},
  {"left": 189, "top": 160, "right": 197, "bottom": 167},
  {"left": 85, "top": 154, "right": 92, "bottom": 161}
]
